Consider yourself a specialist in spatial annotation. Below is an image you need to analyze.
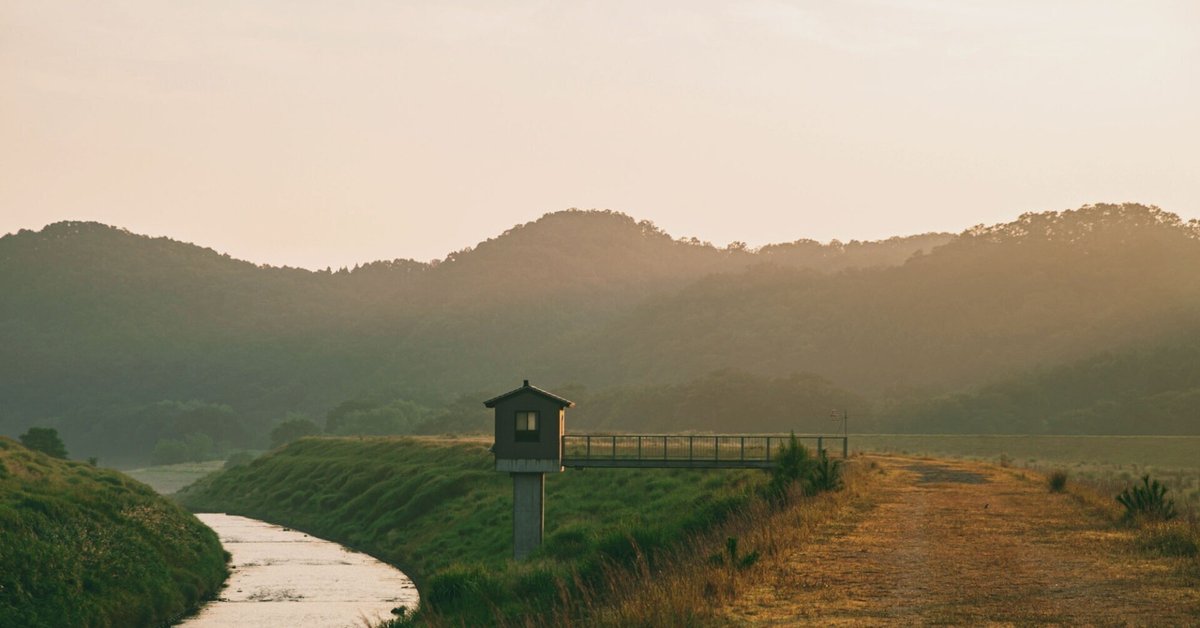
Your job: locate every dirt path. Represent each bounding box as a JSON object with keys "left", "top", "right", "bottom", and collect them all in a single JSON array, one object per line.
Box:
[{"left": 726, "top": 455, "right": 1200, "bottom": 626}]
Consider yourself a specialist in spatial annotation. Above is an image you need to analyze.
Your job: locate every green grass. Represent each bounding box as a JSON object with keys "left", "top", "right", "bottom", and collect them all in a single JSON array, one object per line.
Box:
[
  {"left": 0, "top": 437, "right": 228, "bottom": 627},
  {"left": 176, "top": 436, "right": 765, "bottom": 624}
]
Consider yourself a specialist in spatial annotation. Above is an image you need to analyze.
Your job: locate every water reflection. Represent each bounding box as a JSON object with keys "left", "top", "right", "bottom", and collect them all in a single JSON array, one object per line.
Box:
[{"left": 178, "top": 514, "right": 418, "bottom": 628}]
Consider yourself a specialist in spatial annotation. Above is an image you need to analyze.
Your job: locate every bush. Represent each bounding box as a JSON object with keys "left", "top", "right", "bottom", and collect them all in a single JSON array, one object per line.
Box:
[
  {"left": 19, "top": 427, "right": 68, "bottom": 459},
  {"left": 710, "top": 536, "right": 759, "bottom": 571},
  {"left": 1116, "top": 475, "right": 1177, "bottom": 521},
  {"left": 1048, "top": 469, "right": 1068, "bottom": 492},
  {"left": 811, "top": 449, "right": 843, "bottom": 492},
  {"left": 767, "top": 433, "right": 842, "bottom": 497},
  {"left": 767, "top": 433, "right": 812, "bottom": 497},
  {"left": 1137, "top": 523, "right": 1199, "bottom": 557}
]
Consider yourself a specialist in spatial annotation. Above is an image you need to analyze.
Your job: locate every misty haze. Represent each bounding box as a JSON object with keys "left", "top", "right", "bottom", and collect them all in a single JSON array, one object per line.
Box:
[{"left": 3, "top": 1, "right": 1198, "bottom": 626}]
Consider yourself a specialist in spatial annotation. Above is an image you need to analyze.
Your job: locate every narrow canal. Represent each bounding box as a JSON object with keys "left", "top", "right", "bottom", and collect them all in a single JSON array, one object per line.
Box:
[{"left": 178, "top": 514, "right": 419, "bottom": 628}]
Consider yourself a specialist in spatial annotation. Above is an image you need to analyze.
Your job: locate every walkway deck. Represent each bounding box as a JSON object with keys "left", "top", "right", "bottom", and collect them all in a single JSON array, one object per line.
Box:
[{"left": 560, "top": 434, "right": 847, "bottom": 469}]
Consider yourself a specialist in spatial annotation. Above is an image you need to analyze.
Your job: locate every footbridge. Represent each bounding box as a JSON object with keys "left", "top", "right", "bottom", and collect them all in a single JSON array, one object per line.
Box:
[
  {"left": 484, "top": 380, "right": 850, "bottom": 559},
  {"left": 561, "top": 433, "right": 848, "bottom": 469}
]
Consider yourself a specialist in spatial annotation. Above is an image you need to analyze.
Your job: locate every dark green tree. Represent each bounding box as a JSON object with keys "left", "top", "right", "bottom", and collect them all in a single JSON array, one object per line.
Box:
[{"left": 19, "top": 427, "right": 68, "bottom": 459}]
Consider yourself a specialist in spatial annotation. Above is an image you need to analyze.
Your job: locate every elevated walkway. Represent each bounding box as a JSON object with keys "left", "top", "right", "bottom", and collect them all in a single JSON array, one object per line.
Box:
[{"left": 561, "top": 433, "right": 847, "bottom": 469}]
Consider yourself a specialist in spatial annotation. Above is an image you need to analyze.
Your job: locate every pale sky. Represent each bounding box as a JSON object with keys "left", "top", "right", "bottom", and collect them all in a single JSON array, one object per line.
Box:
[{"left": 2, "top": 1, "right": 1198, "bottom": 269}]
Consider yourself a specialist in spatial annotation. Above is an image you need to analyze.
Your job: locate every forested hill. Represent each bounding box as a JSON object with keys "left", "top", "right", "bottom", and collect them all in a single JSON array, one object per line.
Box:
[
  {"left": 580, "top": 205, "right": 1200, "bottom": 393},
  {"left": 889, "top": 337, "right": 1200, "bottom": 435},
  {"left": 2, "top": 204, "right": 1199, "bottom": 463}
]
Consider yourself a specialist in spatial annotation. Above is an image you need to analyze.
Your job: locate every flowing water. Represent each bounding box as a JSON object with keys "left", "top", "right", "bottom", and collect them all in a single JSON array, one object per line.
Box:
[{"left": 178, "top": 514, "right": 419, "bottom": 628}]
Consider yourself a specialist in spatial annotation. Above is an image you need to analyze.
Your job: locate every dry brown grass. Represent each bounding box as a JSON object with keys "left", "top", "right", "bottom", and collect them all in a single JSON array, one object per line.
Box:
[
  {"left": 720, "top": 454, "right": 1200, "bottom": 626},
  {"left": 571, "top": 459, "right": 876, "bottom": 627},
  {"left": 1063, "top": 469, "right": 1200, "bottom": 584}
]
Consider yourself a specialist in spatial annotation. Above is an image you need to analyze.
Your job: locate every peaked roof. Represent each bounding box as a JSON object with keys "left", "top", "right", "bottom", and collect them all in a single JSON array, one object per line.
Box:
[{"left": 483, "top": 380, "right": 575, "bottom": 408}]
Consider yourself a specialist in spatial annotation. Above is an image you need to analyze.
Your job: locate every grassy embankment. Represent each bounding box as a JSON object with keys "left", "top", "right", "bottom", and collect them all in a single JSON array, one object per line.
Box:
[
  {"left": 0, "top": 437, "right": 228, "bottom": 627},
  {"left": 176, "top": 436, "right": 787, "bottom": 624}
]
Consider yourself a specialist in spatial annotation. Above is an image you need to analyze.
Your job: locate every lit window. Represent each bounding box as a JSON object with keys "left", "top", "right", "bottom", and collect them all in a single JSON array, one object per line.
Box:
[{"left": 515, "top": 411, "right": 539, "bottom": 442}]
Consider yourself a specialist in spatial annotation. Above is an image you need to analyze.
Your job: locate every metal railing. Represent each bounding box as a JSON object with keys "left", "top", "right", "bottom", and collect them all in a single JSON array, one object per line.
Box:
[{"left": 560, "top": 433, "right": 847, "bottom": 469}]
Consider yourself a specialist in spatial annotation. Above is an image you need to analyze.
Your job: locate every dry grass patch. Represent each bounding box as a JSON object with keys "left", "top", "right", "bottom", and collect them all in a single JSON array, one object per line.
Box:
[
  {"left": 573, "top": 459, "right": 877, "bottom": 627},
  {"left": 718, "top": 455, "right": 1200, "bottom": 625}
]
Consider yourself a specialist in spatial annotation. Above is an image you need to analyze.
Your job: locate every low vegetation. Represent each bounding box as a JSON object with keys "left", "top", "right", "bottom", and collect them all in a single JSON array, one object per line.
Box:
[
  {"left": 177, "top": 436, "right": 844, "bottom": 625},
  {"left": 1048, "top": 469, "right": 1069, "bottom": 492},
  {"left": 0, "top": 437, "right": 227, "bottom": 627},
  {"left": 18, "top": 427, "right": 68, "bottom": 459},
  {"left": 1117, "top": 475, "right": 1178, "bottom": 521}
]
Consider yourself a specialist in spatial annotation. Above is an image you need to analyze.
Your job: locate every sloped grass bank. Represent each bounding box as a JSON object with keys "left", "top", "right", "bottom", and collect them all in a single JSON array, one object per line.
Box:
[
  {"left": 176, "top": 436, "right": 766, "bottom": 624},
  {"left": 0, "top": 437, "right": 228, "bottom": 627}
]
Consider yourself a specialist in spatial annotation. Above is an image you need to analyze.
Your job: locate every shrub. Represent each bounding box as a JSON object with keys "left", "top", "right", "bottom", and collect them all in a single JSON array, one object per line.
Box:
[
  {"left": 1137, "top": 523, "right": 1198, "bottom": 557},
  {"left": 710, "top": 536, "right": 759, "bottom": 570},
  {"left": 811, "top": 449, "right": 843, "bottom": 492},
  {"left": 1116, "top": 475, "right": 1177, "bottom": 521},
  {"left": 19, "top": 427, "right": 68, "bottom": 459},
  {"left": 1048, "top": 469, "right": 1068, "bottom": 492},
  {"left": 767, "top": 433, "right": 812, "bottom": 497},
  {"left": 767, "top": 433, "right": 842, "bottom": 497}
]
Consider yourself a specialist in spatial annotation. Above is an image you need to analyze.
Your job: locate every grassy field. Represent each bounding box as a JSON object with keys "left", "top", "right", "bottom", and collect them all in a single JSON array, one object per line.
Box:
[
  {"left": 854, "top": 434, "right": 1200, "bottom": 508},
  {"left": 0, "top": 437, "right": 228, "bottom": 627},
  {"left": 176, "top": 436, "right": 768, "bottom": 624}
]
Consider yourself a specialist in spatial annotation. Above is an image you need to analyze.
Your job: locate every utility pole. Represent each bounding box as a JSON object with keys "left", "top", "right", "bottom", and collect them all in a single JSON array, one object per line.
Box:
[{"left": 831, "top": 409, "right": 848, "bottom": 458}]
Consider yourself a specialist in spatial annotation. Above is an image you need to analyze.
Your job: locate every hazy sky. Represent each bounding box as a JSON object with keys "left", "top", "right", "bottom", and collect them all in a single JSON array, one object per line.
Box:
[{"left": 3, "top": 1, "right": 1198, "bottom": 269}]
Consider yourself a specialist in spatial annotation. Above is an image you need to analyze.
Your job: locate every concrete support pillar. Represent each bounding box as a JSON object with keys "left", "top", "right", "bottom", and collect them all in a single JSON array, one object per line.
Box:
[{"left": 511, "top": 472, "right": 545, "bottom": 560}]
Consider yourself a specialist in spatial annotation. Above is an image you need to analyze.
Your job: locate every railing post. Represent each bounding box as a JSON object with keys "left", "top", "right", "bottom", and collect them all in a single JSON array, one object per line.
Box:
[
  {"left": 586, "top": 435, "right": 591, "bottom": 459},
  {"left": 714, "top": 436, "right": 719, "bottom": 461},
  {"left": 766, "top": 437, "right": 771, "bottom": 461},
  {"left": 843, "top": 436, "right": 848, "bottom": 459},
  {"left": 663, "top": 435, "right": 668, "bottom": 460},
  {"left": 817, "top": 436, "right": 823, "bottom": 455},
  {"left": 740, "top": 437, "right": 745, "bottom": 461},
  {"left": 612, "top": 435, "right": 616, "bottom": 460},
  {"left": 688, "top": 435, "right": 693, "bottom": 460},
  {"left": 637, "top": 436, "right": 642, "bottom": 460}
]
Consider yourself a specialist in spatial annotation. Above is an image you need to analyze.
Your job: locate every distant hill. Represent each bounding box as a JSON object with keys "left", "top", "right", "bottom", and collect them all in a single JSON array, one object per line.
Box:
[
  {"left": 890, "top": 335, "right": 1200, "bottom": 435},
  {"left": 575, "top": 205, "right": 1200, "bottom": 393},
  {"left": 2, "top": 203, "right": 1199, "bottom": 462}
]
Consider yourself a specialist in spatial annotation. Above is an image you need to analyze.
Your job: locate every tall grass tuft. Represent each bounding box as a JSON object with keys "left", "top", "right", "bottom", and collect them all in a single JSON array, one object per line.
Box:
[
  {"left": 1048, "top": 469, "right": 1068, "bottom": 493},
  {"left": 1116, "top": 475, "right": 1177, "bottom": 521}
]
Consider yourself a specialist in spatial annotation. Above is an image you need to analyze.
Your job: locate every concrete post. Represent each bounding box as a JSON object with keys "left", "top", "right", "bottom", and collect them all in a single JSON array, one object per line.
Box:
[{"left": 511, "top": 472, "right": 545, "bottom": 560}]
